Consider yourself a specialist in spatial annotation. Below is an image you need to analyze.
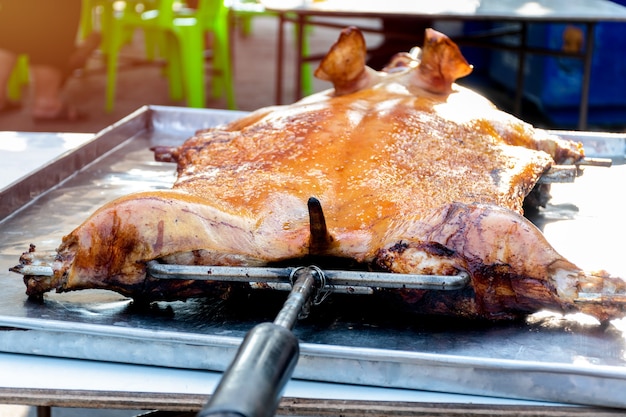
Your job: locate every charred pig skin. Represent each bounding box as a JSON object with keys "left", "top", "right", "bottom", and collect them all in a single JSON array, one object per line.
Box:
[{"left": 14, "top": 27, "right": 626, "bottom": 322}]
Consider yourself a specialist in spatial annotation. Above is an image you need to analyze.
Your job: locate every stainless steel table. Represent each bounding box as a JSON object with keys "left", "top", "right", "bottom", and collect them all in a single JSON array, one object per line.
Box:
[
  {"left": 263, "top": 0, "right": 626, "bottom": 130},
  {"left": 1, "top": 106, "right": 626, "bottom": 416},
  {"left": 4, "top": 352, "right": 592, "bottom": 416}
]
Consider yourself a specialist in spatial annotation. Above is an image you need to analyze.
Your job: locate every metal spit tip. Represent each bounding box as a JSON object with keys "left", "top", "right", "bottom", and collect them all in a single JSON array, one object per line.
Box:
[{"left": 9, "top": 264, "right": 54, "bottom": 277}]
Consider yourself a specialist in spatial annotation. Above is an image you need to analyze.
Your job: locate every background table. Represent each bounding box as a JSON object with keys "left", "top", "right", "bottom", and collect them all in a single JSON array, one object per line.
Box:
[{"left": 263, "top": 0, "right": 626, "bottom": 130}]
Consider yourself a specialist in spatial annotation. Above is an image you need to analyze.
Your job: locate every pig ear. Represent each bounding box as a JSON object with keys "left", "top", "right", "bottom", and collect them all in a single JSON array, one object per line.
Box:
[
  {"left": 414, "top": 28, "right": 473, "bottom": 94},
  {"left": 314, "top": 26, "right": 373, "bottom": 95}
]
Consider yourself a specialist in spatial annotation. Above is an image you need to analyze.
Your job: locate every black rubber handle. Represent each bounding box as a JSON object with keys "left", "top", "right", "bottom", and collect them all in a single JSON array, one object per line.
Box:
[{"left": 196, "top": 322, "right": 300, "bottom": 417}]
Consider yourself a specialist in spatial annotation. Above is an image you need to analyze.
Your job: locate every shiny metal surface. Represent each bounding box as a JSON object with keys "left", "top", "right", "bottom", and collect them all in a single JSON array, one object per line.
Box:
[
  {"left": 262, "top": 0, "right": 626, "bottom": 21},
  {"left": 1, "top": 106, "right": 626, "bottom": 408}
]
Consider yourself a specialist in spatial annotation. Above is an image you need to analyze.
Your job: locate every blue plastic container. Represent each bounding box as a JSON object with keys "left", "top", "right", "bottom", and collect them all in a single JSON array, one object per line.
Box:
[{"left": 488, "top": 21, "right": 626, "bottom": 127}]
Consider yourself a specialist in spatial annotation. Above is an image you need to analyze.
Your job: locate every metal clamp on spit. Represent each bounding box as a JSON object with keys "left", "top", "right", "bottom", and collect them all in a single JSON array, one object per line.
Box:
[{"left": 288, "top": 265, "right": 327, "bottom": 319}]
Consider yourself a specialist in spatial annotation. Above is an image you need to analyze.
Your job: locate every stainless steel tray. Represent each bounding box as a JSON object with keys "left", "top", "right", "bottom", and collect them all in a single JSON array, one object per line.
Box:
[{"left": 1, "top": 105, "right": 626, "bottom": 408}]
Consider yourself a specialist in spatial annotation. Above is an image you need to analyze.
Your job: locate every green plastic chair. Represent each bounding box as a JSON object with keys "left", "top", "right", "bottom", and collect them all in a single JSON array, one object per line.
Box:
[
  {"left": 80, "top": 0, "right": 101, "bottom": 40},
  {"left": 228, "top": 0, "right": 313, "bottom": 97},
  {"left": 181, "top": 0, "right": 235, "bottom": 108},
  {"left": 104, "top": 0, "right": 236, "bottom": 112},
  {"left": 7, "top": 55, "right": 30, "bottom": 101},
  {"left": 83, "top": 0, "right": 166, "bottom": 62}
]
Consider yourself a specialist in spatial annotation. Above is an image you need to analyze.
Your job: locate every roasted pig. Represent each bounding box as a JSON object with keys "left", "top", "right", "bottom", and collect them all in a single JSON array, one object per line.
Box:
[{"left": 12, "top": 27, "right": 626, "bottom": 322}]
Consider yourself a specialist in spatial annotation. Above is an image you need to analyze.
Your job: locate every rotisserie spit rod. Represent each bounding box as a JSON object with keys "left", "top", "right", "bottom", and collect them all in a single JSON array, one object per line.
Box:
[{"left": 14, "top": 259, "right": 470, "bottom": 295}]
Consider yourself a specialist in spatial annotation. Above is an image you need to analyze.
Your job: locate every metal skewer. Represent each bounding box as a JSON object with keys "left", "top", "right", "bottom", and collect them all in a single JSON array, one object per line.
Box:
[
  {"left": 538, "top": 156, "right": 612, "bottom": 184},
  {"left": 145, "top": 260, "right": 470, "bottom": 294},
  {"left": 538, "top": 165, "right": 578, "bottom": 183},
  {"left": 13, "top": 260, "right": 470, "bottom": 294},
  {"left": 577, "top": 157, "right": 613, "bottom": 167}
]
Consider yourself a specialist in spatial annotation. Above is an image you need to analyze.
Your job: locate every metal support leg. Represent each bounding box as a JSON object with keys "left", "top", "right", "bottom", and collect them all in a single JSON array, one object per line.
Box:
[
  {"left": 514, "top": 22, "right": 528, "bottom": 117},
  {"left": 275, "top": 13, "right": 286, "bottom": 105},
  {"left": 36, "top": 406, "right": 51, "bottom": 417},
  {"left": 295, "top": 14, "right": 305, "bottom": 101},
  {"left": 227, "top": 9, "right": 236, "bottom": 75},
  {"left": 579, "top": 22, "right": 595, "bottom": 130}
]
